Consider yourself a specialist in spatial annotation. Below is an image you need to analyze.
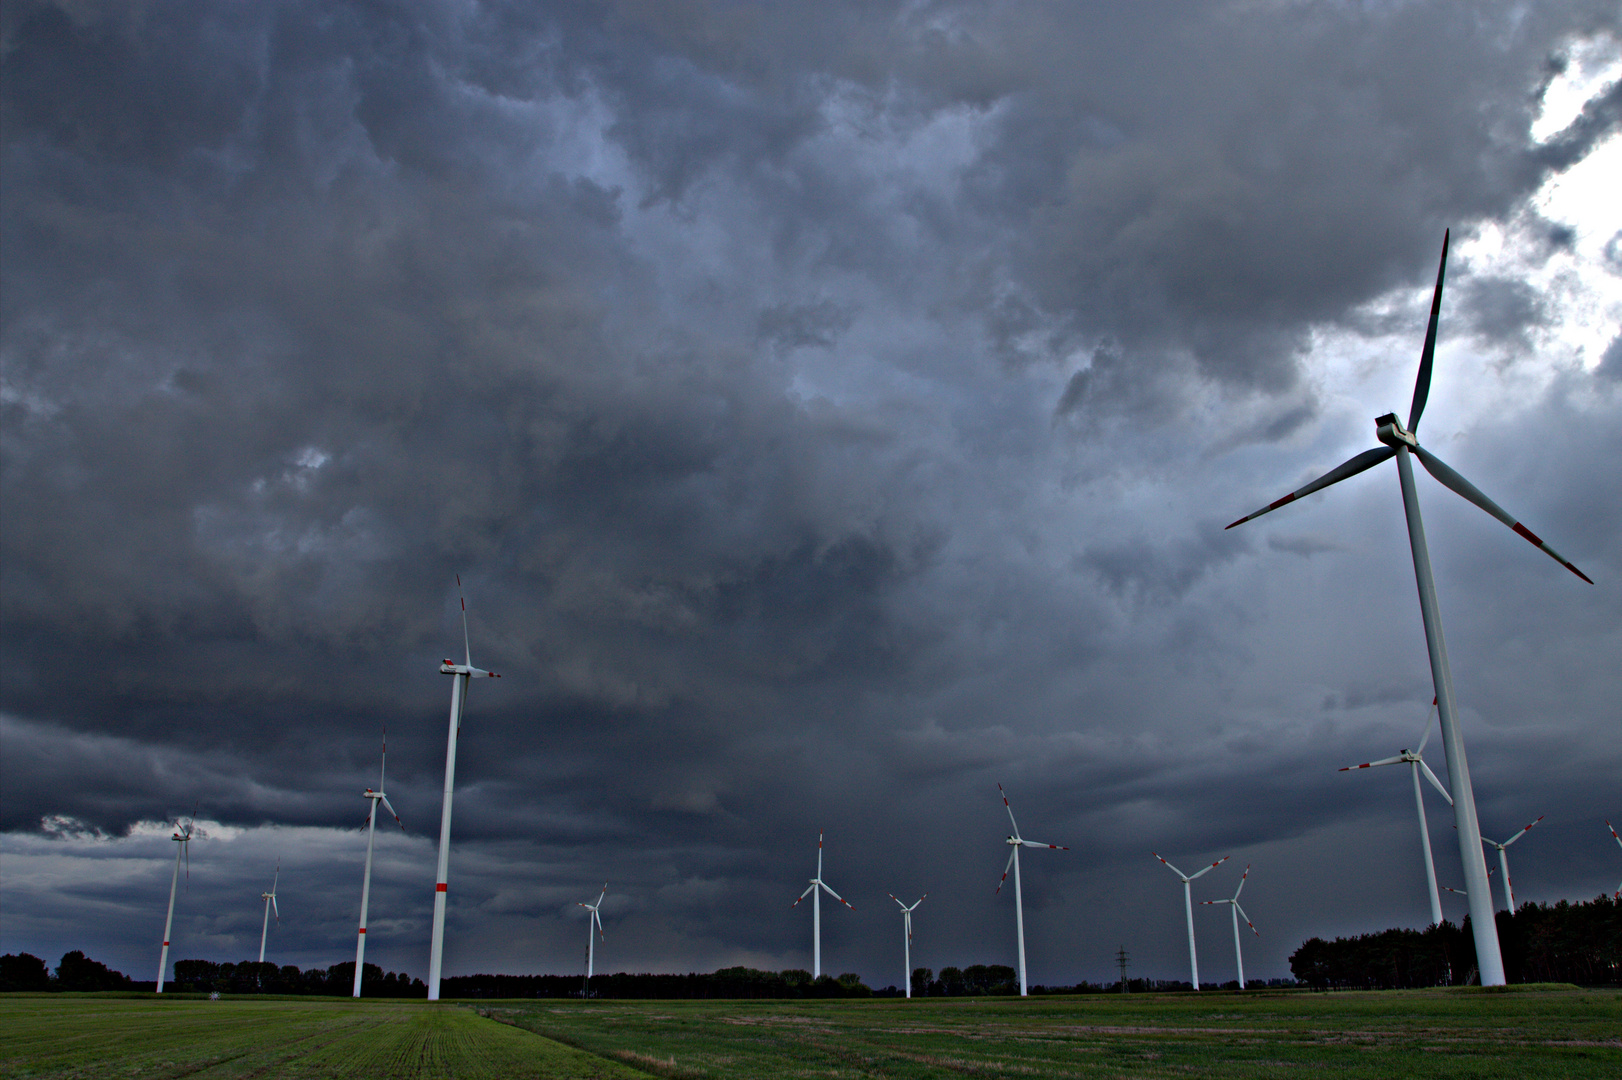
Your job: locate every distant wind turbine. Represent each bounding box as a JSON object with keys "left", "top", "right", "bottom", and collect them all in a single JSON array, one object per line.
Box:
[
  {"left": 996, "top": 784, "right": 1068, "bottom": 997},
  {"left": 1339, "top": 697, "right": 1453, "bottom": 926},
  {"left": 1225, "top": 231, "right": 1592, "bottom": 985},
  {"left": 1608, "top": 821, "right": 1622, "bottom": 899},
  {"left": 257, "top": 861, "right": 280, "bottom": 964},
  {"left": 578, "top": 883, "right": 608, "bottom": 991},
  {"left": 1153, "top": 852, "right": 1228, "bottom": 991},
  {"left": 426, "top": 576, "right": 500, "bottom": 1002},
  {"left": 1480, "top": 816, "right": 1542, "bottom": 912},
  {"left": 888, "top": 893, "right": 926, "bottom": 999},
  {"left": 355, "top": 727, "right": 404, "bottom": 998},
  {"left": 791, "top": 831, "right": 853, "bottom": 980},
  {"left": 1201, "top": 864, "right": 1259, "bottom": 989},
  {"left": 155, "top": 807, "right": 195, "bottom": 994}
]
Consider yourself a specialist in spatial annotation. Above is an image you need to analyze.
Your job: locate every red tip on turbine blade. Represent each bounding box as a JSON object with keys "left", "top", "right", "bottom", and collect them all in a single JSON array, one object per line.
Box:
[
  {"left": 436, "top": 883, "right": 448, "bottom": 892},
  {"left": 358, "top": 927, "right": 366, "bottom": 934}
]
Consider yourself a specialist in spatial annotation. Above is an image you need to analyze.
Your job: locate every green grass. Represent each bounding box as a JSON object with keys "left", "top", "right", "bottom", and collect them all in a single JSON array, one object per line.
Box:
[
  {"left": 0, "top": 995, "right": 649, "bottom": 1079},
  {"left": 489, "top": 987, "right": 1622, "bottom": 1079},
  {"left": 3, "top": 989, "right": 1619, "bottom": 1078}
]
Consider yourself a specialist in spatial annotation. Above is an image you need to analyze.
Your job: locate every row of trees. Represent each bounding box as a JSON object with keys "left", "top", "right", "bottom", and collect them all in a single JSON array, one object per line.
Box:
[
  {"left": 441, "top": 967, "right": 875, "bottom": 999},
  {"left": 0, "top": 951, "right": 134, "bottom": 992},
  {"left": 170, "top": 960, "right": 426, "bottom": 997},
  {"left": 1289, "top": 895, "right": 1621, "bottom": 989}
]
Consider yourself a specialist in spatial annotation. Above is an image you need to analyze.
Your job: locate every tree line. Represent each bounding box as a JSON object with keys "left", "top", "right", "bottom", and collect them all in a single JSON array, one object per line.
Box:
[{"left": 1289, "top": 895, "right": 1621, "bottom": 989}]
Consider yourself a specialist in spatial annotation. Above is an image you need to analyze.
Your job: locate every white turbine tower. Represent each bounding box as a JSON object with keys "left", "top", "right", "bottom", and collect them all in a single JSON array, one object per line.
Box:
[
  {"left": 791, "top": 832, "right": 853, "bottom": 979},
  {"left": 888, "top": 893, "right": 926, "bottom": 998},
  {"left": 1480, "top": 816, "right": 1542, "bottom": 912},
  {"left": 578, "top": 883, "right": 608, "bottom": 991},
  {"left": 1153, "top": 852, "right": 1229, "bottom": 991},
  {"left": 257, "top": 861, "right": 280, "bottom": 964},
  {"left": 355, "top": 727, "right": 404, "bottom": 997},
  {"left": 1608, "top": 821, "right": 1622, "bottom": 899},
  {"left": 1201, "top": 864, "right": 1259, "bottom": 990},
  {"left": 1225, "top": 231, "right": 1592, "bottom": 985},
  {"left": 155, "top": 808, "right": 195, "bottom": 994},
  {"left": 1339, "top": 698, "right": 1454, "bottom": 926},
  {"left": 996, "top": 784, "right": 1068, "bottom": 997},
  {"left": 426, "top": 575, "right": 500, "bottom": 1001}
]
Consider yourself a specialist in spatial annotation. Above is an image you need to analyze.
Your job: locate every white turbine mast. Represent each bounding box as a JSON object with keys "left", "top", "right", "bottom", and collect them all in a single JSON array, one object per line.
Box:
[
  {"left": 1339, "top": 697, "right": 1454, "bottom": 926},
  {"left": 996, "top": 784, "right": 1068, "bottom": 997},
  {"left": 578, "top": 883, "right": 608, "bottom": 991},
  {"left": 1201, "top": 863, "right": 1259, "bottom": 989},
  {"left": 1153, "top": 851, "right": 1228, "bottom": 991},
  {"left": 355, "top": 726, "right": 404, "bottom": 997},
  {"left": 155, "top": 805, "right": 196, "bottom": 994},
  {"left": 426, "top": 575, "right": 500, "bottom": 1001},
  {"left": 1225, "top": 231, "right": 1592, "bottom": 986},
  {"left": 1480, "top": 816, "right": 1542, "bottom": 912},
  {"left": 791, "top": 831, "right": 853, "bottom": 980},
  {"left": 258, "top": 860, "right": 280, "bottom": 964},
  {"left": 888, "top": 893, "right": 926, "bottom": 999}
]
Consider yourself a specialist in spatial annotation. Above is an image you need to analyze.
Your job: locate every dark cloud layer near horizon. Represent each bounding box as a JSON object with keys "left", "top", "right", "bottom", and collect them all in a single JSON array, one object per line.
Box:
[{"left": 3, "top": 1, "right": 1619, "bottom": 987}]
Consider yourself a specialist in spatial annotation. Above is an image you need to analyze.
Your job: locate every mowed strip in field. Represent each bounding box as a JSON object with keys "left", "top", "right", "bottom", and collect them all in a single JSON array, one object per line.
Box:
[
  {"left": 0, "top": 995, "right": 648, "bottom": 1080},
  {"left": 492, "top": 987, "right": 1622, "bottom": 1079}
]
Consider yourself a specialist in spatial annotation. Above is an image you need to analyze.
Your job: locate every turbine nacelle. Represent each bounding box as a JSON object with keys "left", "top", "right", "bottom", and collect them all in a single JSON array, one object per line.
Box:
[
  {"left": 441, "top": 661, "right": 498, "bottom": 677},
  {"left": 1375, "top": 413, "right": 1418, "bottom": 450}
]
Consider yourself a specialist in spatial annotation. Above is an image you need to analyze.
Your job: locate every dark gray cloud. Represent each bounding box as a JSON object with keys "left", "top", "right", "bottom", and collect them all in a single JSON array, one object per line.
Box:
[{"left": 3, "top": 0, "right": 1619, "bottom": 987}]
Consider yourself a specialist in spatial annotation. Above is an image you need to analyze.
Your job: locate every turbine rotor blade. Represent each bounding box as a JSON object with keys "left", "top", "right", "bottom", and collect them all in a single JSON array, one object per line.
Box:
[
  {"left": 1339, "top": 755, "right": 1406, "bottom": 772},
  {"left": 1409, "top": 229, "right": 1449, "bottom": 433},
  {"left": 1020, "top": 840, "right": 1069, "bottom": 850},
  {"left": 1416, "top": 698, "right": 1439, "bottom": 754},
  {"left": 272, "top": 896, "right": 279, "bottom": 920},
  {"left": 791, "top": 883, "right": 816, "bottom": 907},
  {"left": 1419, "top": 761, "right": 1454, "bottom": 805},
  {"left": 820, "top": 881, "right": 853, "bottom": 908},
  {"left": 998, "top": 784, "right": 1021, "bottom": 838},
  {"left": 1234, "top": 864, "right": 1250, "bottom": 900},
  {"left": 456, "top": 574, "right": 472, "bottom": 667},
  {"left": 1152, "top": 853, "right": 1187, "bottom": 880},
  {"left": 1502, "top": 816, "right": 1543, "bottom": 848},
  {"left": 1188, "top": 856, "right": 1230, "bottom": 881},
  {"left": 1412, "top": 445, "right": 1592, "bottom": 583},
  {"left": 996, "top": 848, "right": 1016, "bottom": 894},
  {"left": 380, "top": 795, "right": 404, "bottom": 830},
  {"left": 1225, "top": 447, "right": 1396, "bottom": 530},
  {"left": 1234, "top": 901, "right": 1259, "bottom": 936}
]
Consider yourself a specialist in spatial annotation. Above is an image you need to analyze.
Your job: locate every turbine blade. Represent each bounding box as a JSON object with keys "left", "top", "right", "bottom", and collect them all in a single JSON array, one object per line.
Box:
[
  {"left": 1339, "top": 754, "right": 1406, "bottom": 771},
  {"left": 1409, "top": 229, "right": 1449, "bottom": 433},
  {"left": 456, "top": 574, "right": 472, "bottom": 667},
  {"left": 1413, "top": 445, "right": 1592, "bottom": 583},
  {"left": 791, "top": 883, "right": 816, "bottom": 908},
  {"left": 272, "top": 896, "right": 279, "bottom": 920},
  {"left": 1609, "top": 820, "right": 1622, "bottom": 849},
  {"left": 1234, "top": 901, "right": 1259, "bottom": 936},
  {"left": 1419, "top": 760, "right": 1454, "bottom": 806},
  {"left": 1188, "top": 856, "right": 1229, "bottom": 881},
  {"left": 820, "top": 881, "right": 853, "bottom": 909},
  {"left": 1416, "top": 697, "right": 1439, "bottom": 754},
  {"left": 1233, "top": 864, "right": 1250, "bottom": 901},
  {"left": 1153, "top": 852, "right": 1187, "bottom": 880},
  {"left": 996, "top": 848, "right": 1017, "bottom": 894},
  {"left": 998, "top": 784, "right": 1021, "bottom": 839},
  {"left": 380, "top": 795, "right": 404, "bottom": 830},
  {"left": 890, "top": 894, "right": 906, "bottom": 910},
  {"left": 1501, "top": 816, "right": 1543, "bottom": 848},
  {"left": 1225, "top": 447, "right": 1396, "bottom": 530},
  {"left": 1019, "top": 840, "right": 1068, "bottom": 850}
]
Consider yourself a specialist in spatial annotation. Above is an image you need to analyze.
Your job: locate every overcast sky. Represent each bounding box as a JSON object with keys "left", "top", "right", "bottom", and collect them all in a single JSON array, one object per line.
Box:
[{"left": 3, "top": 1, "right": 1620, "bottom": 991}]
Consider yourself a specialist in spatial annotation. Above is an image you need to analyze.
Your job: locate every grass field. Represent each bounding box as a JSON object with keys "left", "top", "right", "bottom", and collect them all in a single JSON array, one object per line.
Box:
[{"left": 3, "top": 988, "right": 1619, "bottom": 1079}]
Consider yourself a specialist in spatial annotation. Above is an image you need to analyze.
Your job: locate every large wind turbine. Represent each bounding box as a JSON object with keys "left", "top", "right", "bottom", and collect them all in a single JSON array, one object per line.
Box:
[
  {"left": 791, "top": 832, "right": 853, "bottom": 979},
  {"left": 1201, "top": 864, "right": 1259, "bottom": 990},
  {"left": 1481, "top": 816, "right": 1542, "bottom": 912},
  {"left": 426, "top": 576, "right": 500, "bottom": 1001},
  {"left": 1153, "top": 852, "right": 1228, "bottom": 990},
  {"left": 1339, "top": 698, "right": 1453, "bottom": 926},
  {"left": 996, "top": 784, "right": 1068, "bottom": 997},
  {"left": 1225, "top": 231, "right": 1592, "bottom": 985},
  {"left": 355, "top": 727, "right": 404, "bottom": 997},
  {"left": 888, "top": 893, "right": 926, "bottom": 998},
  {"left": 155, "top": 809, "right": 195, "bottom": 994},
  {"left": 578, "top": 883, "right": 608, "bottom": 990},
  {"left": 257, "top": 861, "right": 280, "bottom": 964}
]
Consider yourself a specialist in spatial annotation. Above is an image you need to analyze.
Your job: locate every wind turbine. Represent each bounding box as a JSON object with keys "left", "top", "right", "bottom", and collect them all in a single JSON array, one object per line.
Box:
[
  {"left": 578, "top": 883, "right": 608, "bottom": 991},
  {"left": 1153, "top": 852, "right": 1228, "bottom": 990},
  {"left": 996, "top": 784, "right": 1068, "bottom": 997},
  {"left": 426, "top": 575, "right": 500, "bottom": 1001},
  {"left": 1481, "top": 816, "right": 1542, "bottom": 912},
  {"left": 1201, "top": 864, "right": 1259, "bottom": 990},
  {"left": 1339, "top": 698, "right": 1454, "bottom": 926},
  {"left": 1224, "top": 231, "right": 1592, "bottom": 985},
  {"left": 791, "top": 831, "right": 853, "bottom": 979},
  {"left": 355, "top": 727, "right": 404, "bottom": 997},
  {"left": 257, "top": 861, "right": 280, "bottom": 964},
  {"left": 888, "top": 893, "right": 926, "bottom": 998},
  {"left": 155, "top": 807, "right": 195, "bottom": 994},
  {"left": 1607, "top": 821, "right": 1622, "bottom": 899}
]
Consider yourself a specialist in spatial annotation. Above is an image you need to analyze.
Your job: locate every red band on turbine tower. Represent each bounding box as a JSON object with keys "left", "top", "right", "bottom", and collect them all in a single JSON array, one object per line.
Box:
[
  {"left": 436, "top": 883, "right": 448, "bottom": 892},
  {"left": 358, "top": 927, "right": 366, "bottom": 934}
]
